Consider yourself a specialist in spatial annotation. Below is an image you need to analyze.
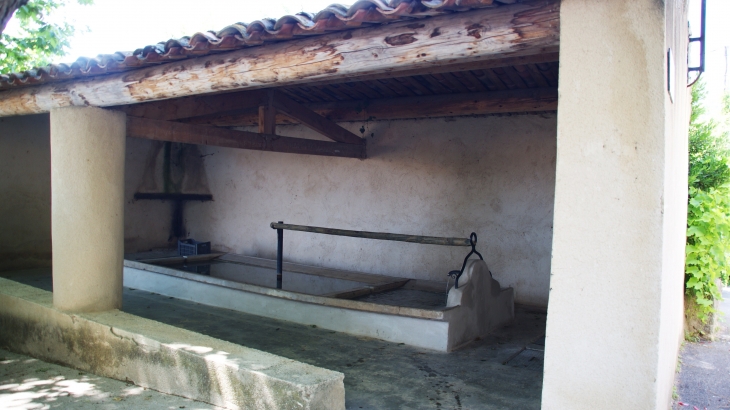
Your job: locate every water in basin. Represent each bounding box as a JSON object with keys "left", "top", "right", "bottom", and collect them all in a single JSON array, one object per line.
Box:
[{"left": 163, "top": 260, "right": 369, "bottom": 296}]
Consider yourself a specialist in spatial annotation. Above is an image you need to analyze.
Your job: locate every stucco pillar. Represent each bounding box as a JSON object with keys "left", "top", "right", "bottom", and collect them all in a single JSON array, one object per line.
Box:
[
  {"left": 542, "top": 1, "right": 689, "bottom": 409},
  {"left": 50, "top": 106, "right": 126, "bottom": 312}
]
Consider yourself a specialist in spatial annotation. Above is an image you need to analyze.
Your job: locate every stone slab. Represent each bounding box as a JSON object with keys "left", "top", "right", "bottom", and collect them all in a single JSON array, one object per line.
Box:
[{"left": 0, "top": 277, "right": 345, "bottom": 410}]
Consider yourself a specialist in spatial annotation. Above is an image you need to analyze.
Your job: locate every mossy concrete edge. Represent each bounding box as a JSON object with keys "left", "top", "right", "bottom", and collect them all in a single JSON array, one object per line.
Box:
[{"left": 0, "top": 277, "right": 345, "bottom": 410}]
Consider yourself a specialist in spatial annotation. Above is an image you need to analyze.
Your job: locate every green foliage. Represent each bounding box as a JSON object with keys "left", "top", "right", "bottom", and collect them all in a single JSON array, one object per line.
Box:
[
  {"left": 688, "top": 81, "right": 730, "bottom": 191},
  {"left": 685, "top": 185, "right": 730, "bottom": 320},
  {"left": 685, "top": 79, "right": 730, "bottom": 323},
  {"left": 0, "top": 0, "right": 92, "bottom": 74}
]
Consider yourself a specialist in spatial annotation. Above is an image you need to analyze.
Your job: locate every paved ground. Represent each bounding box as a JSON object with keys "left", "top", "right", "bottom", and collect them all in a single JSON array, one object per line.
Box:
[
  {"left": 4, "top": 269, "right": 545, "bottom": 410},
  {"left": 0, "top": 348, "right": 221, "bottom": 410},
  {"left": 674, "top": 286, "right": 730, "bottom": 410}
]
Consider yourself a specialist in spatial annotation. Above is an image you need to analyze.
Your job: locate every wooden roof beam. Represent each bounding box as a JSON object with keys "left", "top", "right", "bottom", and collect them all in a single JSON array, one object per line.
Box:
[
  {"left": 0, "top": 0, "right": 559, "bottom": 117},
  {"left": 118, "top": 89, "right": 268, "bottom": 121},
  {"left": 270, "top": 90, "right": 364, "bottom": 145},
  {"left": 126, "top": 116, "right": 366, "bottom": 159}
]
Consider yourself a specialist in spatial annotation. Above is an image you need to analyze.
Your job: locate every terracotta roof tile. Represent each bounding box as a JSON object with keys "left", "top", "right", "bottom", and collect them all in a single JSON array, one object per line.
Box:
[{"left": 0, "top": 0, "right": 513, "bottom": 90}]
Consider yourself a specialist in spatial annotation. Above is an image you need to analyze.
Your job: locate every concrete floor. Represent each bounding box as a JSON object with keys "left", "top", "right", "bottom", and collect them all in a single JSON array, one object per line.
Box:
[
  {"left": 0, "top": 348, "right": 222, "bottom": 410},
  {"left": 674, "top": 286, "right": 730, "bottom": 410},
  {"left": 3, "top": 269, "right": 545, "bottom": 409}
]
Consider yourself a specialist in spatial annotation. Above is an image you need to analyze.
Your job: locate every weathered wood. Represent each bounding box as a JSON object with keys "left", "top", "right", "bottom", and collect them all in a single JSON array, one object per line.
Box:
[
  {"left": 0, "top": 0, "right": 559, "bottom": 117},
  {"left": 270, "top": 222, "right": 472, "bottom": 246},
  {"left": 271, "top": 90, "right": 363, "bottom": 145},
  {"left": 299, "top": 52, "right": 560, "bottom": 90},
  {"left": 126, "top": 116, "right": 366, "bottom": 159},
  {"left": 258, "top": 91, "right": 277, "bottom": 135},
  {"left": 188, "top": 87, "right": 558, "bottom": 126},
  {"left": 119, "top": 89, "right": 267, "bottom": 121}
]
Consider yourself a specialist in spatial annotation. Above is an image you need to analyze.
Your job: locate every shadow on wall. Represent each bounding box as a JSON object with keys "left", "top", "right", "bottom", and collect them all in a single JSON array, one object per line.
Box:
[
  {"left": 0, "top": 115, "right": 52, "bottom": 272},
  {"left": 124, "top": 140, "right": 213, "bottom": 253}
]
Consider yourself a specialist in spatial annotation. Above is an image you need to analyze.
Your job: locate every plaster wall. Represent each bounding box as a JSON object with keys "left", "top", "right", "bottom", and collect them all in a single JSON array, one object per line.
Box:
[
  {"left": 542, "top": 0, "right": 689, "bottom": 409},
  {"left": 0, "top": 114, "right": 51, "bottom": 271},
  {"left": 50, "top": 106, "right": 126, "bottom": 312},
  {"left": 184, "top": 115, "right": 557, "bottom": 307}
]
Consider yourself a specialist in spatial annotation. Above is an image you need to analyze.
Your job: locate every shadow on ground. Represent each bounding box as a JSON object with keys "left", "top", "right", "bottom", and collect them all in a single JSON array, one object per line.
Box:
[{"left": 0, "top": 348, "right": 220, "bottom": 410}]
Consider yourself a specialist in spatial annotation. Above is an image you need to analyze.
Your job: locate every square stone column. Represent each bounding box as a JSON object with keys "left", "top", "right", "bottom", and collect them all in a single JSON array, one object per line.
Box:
[
  {"left": 542, "top": 0, "right": 690, "bottom": 409},
  {"left": 50, "top": 106, "right": 126, "bottom": 312}
]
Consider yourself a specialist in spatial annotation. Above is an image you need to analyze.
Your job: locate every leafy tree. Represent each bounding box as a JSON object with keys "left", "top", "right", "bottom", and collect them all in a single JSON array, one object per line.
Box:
[
  {"left": 0, "top": 0, "right": 92, "bottom": 74},
  {"left": 688, "top": 81, "right": 730, "bottom": 191},
  {"left": 685, "top": 79, "right": 730, "bottom": 324}
]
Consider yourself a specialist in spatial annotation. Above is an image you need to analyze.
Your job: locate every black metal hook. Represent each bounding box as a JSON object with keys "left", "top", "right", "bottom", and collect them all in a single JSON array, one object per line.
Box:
[{"left": 447, "top": 232, "right": 485, "bottom": 289}]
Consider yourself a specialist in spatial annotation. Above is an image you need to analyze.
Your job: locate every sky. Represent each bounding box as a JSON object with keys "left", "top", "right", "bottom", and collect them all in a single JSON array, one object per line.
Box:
[{"left": 5, "top": 0, "right": 730, "bottom": 117}]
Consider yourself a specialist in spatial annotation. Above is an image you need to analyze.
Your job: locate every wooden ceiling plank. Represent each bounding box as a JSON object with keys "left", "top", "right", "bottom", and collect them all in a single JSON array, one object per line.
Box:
[
  {"left": 344, "top": 82, "right": 382, "bottom": 99},
  {"left": 450, "top": 71, "right": 488, "bottom": 93},
  {"left": 362, "top": 80, "right": 400, "bottom": 99},
  {"left": 502, "top": 66, "right": 530, "bottom": 89},
  {"left": 391, "top": 76, "right": 425, "bottom": 96},
  {"left": 490, "top": 67, "right": 519, "bottom": 89},
  {"left": 523, "top": 64, "right": 551, "bottom": 88},
  {"left": 474, "top": 69, "right": 508, "bottom": 91},
  {"left": 511, "top": 65, "right": 539, "bottom": 88},
  {"left": 281, "top": 87, "right": 317, "bottom": 104},
  {"left": 398, "top": 76, "right": 434, "bottom": 96},
  {"left": 318, "top": 85, "right": 351, "bottom": 101},
  {"left": 416, "top": 75, "right": 453, "bottom": 95},
  {"left": 324, "top": 83, "right": 363, "bottom": 100},
  {"left": 431, "top": 72, "right": 471, "bottom": 94},
  {"left": 376, "top": 78, "right": 416, "bottom": 98},
  {"left": 295, "top": 85, "right": 335, "bottom": 102},
  {"left": 312, "top": 87, "right": 559, "bottom": 121},
  {"left": 126, "top": 116, "right": 366, "bottom": 159},
  {"left": 535, "top": 62, "right": 559, "bottom": 87},
  {"left": 188, "top": 88, "right": 558, "bottom": 126}
]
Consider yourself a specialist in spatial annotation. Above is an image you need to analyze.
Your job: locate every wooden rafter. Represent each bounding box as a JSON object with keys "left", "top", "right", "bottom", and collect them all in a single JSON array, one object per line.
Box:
[
  {"left": 123, "top": 88, "right": 365, "bottom": 146},
  {"left": 269, "top": 90, "right": 363, "bottom": 145},
  {"left": 126, "top": 116, "right": 366, "bottom": 159},
  {"left": 258, "top": 91, "right": 276, "bottom": 135}
]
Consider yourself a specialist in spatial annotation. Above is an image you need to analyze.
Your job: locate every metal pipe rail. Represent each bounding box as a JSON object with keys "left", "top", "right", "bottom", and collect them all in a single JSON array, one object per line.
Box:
[
  {"left": 270, "top": 222, "right": 472, "bottom": 247},
  {"left": 270, "top": 221, "right": 474, "bottom": 289}
]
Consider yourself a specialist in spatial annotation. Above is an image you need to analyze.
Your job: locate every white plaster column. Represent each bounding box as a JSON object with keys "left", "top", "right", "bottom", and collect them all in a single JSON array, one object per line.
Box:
[
  {"left": 51, "top": 106, "right": 126, "bottom": 312},
  {"left": 542, "top": 0, "right": 689, "bottom": 409}
]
